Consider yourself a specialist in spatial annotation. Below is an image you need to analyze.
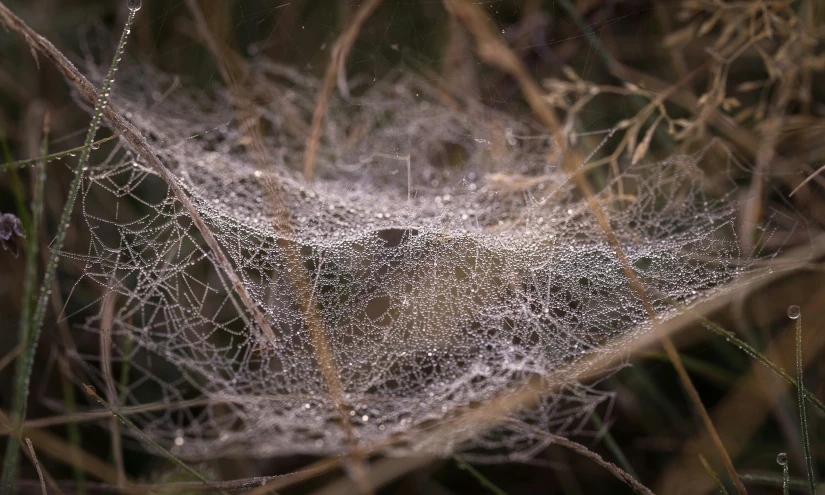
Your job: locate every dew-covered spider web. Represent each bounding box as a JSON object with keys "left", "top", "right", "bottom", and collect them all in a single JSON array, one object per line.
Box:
[{"left": 59, "top": 62, "right": 756, "bottom": 462}]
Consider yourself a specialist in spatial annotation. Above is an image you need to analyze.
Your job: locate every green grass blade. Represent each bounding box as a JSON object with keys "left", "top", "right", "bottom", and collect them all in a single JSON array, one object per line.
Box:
[
  {"left": 0, "top": 134, "right": 120, "bottom": 172},
  {"left": 694, "top": 315, "right": 825, "bottom": 415},
  {"left": 0, "top": 113, "right": 48, "bottom": 488},
  {"left": 792, "top": 310, "right": 817, "bottom": 494},
  {"left": 0, "top": 126, "right": 31, "bottom": 231},
  {"left": 590, "top": 410, "right": 640, "bottom": 481},
  {"left": 84, "top": 385, "right": 236, "bottom": 495},
  {"left": 453, "top": 455, "right": 509, "bottom": 495},
  {"left": 699, "top": 454, "right": 730, "bottom": 495},
  {"left": 117, "top": 334, "right": 132, "bottom": 398},
  {"left": 777, "top": 453, "right": 790, "bottom": 495},
  {"left": 0, "top": 7, "right": 139, "bottom": 490}
]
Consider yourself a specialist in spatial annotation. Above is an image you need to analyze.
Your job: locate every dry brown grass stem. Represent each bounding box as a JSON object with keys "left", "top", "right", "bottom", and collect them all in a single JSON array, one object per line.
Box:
[
  {"left": 443, "top": 0, "right": 566, "bottom": 146},
  {"left": 0, "top": 410, "right": 129, "bottom": 485},
  {"left": 568, "top": 92, "right": 749, "bottom": 495},
  {"left": 302, "top": 0, "right": 384, "bottom": 182},
  {"left": 24, "top": 438, "right": 47, "bottom": 495},
  {"left": 184, "top": 2, "right": 371, "bottom": 492},
  {"left": 790, "top": 162, "right": 825, "bottom": 197},
  {"left": 243, "top": 458, "right": 344, "bottom": 495},
  {"left": 444, "top": 2, "right": 745, "bottom": 492},
  {"left": 0, "top": 399, "right": 212, "bottom": 435},
  {"left": 11, "top": 458, "right": 342, "bottom": 495},
  {"left": 507, "top": 419, "right": 654, "bottom": 495},
  {"left": 308, "top": 457, "right": 433, "bottom": 495},
  {"left": 99, "top": 290, "right": 125, "bottom": 487},
  {"left": 0, "top": 1, "right": 279, "bottom": 351}
]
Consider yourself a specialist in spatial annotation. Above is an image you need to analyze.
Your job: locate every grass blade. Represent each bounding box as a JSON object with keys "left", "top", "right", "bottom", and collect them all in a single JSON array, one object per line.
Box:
[
  {"left": 24, "top": 438, "right": 47, "bottom": 495},
  {"left": 791, "top": 308, "right": 817, "bottom": 494},
  {"left": 83, "top": 385, "right": 236, "bottom": 495},
  {"left": 590, "top": 410, "right": 640, "bottom": 481},
  {"left": 777, "top": 453, "right": 790, "bottom": 495},
  {"left": 0, "top": 7, "right": 139, "bottom": 490},
  {"left": 0, "top": 134, "right": 120, "bottom": 172},
  {"left": 453, "top": 455, "right": 509, "bottom": 495},
  {"left": 699, "top": 454, "right": 730, "bottom": 495}
]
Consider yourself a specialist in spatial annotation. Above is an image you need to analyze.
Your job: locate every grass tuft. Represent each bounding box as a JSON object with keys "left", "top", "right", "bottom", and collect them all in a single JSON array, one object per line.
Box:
[{"left": 0, "top": 8, "right": 138, "bottom": 490}]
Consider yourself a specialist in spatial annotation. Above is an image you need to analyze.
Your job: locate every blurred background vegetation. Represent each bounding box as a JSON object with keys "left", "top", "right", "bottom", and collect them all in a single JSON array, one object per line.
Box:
[{"left": 1, "top": 0, "right": 824, "bottom": 493}]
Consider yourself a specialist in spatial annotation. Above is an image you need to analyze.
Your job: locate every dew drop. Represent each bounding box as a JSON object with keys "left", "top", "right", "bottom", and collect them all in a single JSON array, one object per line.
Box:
[
  {"left": 787, "top": 305, "right": 800, "bottom": 319},
  {"left": 776, "top": 452, "right": 787, "bottom": 465},
  {"left": 127, "top": 0, "right": 142, "bottom": 11}
]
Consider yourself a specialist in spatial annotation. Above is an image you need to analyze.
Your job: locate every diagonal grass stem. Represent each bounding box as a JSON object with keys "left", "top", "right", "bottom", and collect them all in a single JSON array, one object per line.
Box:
[{"left": 0, "top": 6, "right": 138, "bottom": 490}]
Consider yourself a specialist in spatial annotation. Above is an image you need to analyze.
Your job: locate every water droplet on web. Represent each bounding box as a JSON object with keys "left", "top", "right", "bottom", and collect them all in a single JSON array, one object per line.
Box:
[
  {"left": 776, "top": 452, "right": 787, "bottom": 465},
  {"left": 787, "top": 305, "right": 800, "bottom": 319},
  {"left": 127, "top": 0, "right": 142, "bottom": 11}
]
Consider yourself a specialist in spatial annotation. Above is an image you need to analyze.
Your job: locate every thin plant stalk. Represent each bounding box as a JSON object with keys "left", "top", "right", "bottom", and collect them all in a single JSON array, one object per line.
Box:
[
  {"left": 698, "top": 454, "right": 730, "bottom": 495},
  {"left": 18, "top": 113, "right": 48, "bottom": 372},
  {"left": 453, "top": 455, "right": 508, "bottom": 495},
  {"left": 24, "top": 438, "right": 47, "bottom": 495},
  {"left": 118, "top": 335, "right": 132, "bottom": 398},
  {"left": 0, "top": 126, "right": 31, "bottom": 230},
  {"left": 794, "top": 312, "right": 817, "bottom": 494},
  {"left": 0, "top": 134, "right": 120, "bottom": 172},
  {"left": 0, "top": 7, "right": 138, "bottom": 490},
  {"left": 83, "top": 385, "right": 237, "bottom": 495},
  {"left": 739, "top": 473, "right": 807, "bottom": 489},
  {"left": 590, "top": 410, "right": 640, "bottom": 481}
]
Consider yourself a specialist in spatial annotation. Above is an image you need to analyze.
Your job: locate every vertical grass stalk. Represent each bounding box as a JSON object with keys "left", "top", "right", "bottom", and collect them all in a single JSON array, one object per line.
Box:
[
  {"left": 0, "top": 6, "right": 138, "bottom": 489},
  {"left": 793, "top": 311, "right": 817, "bottom": 494}
]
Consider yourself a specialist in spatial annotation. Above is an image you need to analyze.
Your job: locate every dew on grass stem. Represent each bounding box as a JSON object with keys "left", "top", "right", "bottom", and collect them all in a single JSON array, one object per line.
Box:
[{"left": 788, "top": 305, "right": 800, "bottom": 319}]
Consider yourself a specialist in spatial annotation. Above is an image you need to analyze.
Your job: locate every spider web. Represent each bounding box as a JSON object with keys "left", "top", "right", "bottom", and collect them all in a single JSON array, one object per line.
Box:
[{"left": 58, "top": 57, "right": 755, "bottom": 461}]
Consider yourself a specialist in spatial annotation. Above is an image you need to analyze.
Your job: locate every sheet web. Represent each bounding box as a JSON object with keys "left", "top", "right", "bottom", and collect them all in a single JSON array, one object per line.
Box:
[{"left": 64, "top": 64, "right": 745, "bottom": 461}]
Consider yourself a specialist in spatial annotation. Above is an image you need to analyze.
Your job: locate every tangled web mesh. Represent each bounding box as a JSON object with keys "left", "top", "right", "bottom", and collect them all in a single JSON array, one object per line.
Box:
[{"left": 65, "top": 65, "right": 748, "bottom": 461}]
